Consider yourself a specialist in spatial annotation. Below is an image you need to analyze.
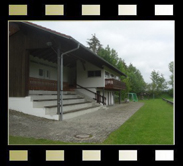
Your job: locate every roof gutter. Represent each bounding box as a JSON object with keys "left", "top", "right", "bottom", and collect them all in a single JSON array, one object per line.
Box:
[{"left": 61, "top": 43, "right": 80, "bottom": 56}]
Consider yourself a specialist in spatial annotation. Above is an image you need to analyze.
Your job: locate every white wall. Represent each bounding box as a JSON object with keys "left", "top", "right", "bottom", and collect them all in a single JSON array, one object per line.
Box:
[
  {"left": 9, "top": 97, "right": 59, "bottom": 120},
  {"left": 29, "top": 55, "right": 69, "bottom": 82},
  {"left": 106, "top": 91, "right": 114, "bottom": 106},
  {"left": 76, "top": 60, "right": 105, "bottom": 99},
  {"left": 68, "top": 66, "right": 76, "bottom": 85},
  {"left": 76, "top": 88, "right": 96, "bottom": 100},
  {"left": 104, "top": 66, "right": 121, "bottom": 80},
  {"left": 97, "top": 90, "right": 114, "bottom": 106},
  {"left": 77, "top": 60, "right": 105, "bottom": 87}
]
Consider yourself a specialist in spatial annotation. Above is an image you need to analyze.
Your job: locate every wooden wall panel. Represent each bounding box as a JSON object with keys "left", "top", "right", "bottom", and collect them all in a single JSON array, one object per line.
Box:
[{"left": 9, "top": 29, "right": 29, "bottom": 97}]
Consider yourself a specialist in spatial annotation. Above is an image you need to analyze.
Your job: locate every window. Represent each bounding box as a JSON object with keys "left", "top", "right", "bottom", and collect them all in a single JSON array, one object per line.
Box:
[
  {"left": 39, "top": 69, "right": 50, "bottom": 78},
  {"left": 88, "top": 70, "right": 101, "bottom": 77},
  {"left": 39, "top": 69, "right": 44, "bottom": 76}
]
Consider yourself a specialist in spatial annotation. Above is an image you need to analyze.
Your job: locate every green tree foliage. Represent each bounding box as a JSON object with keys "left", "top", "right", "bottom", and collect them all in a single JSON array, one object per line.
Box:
[
  {"left": 97, "top": 46, "right": 133, "bottom": 98},
  {"left": 168, "top": 61, "right": 173, "bottom": 88},
  {"left": 98, "top": 45, "right": 119, "bottom": 67},
  {"left": 116, "top": 58, "right": 131, "bottom": 99},
  {"left": 167, "top": 61, "right": 174, "bottom": 97},
  {"left": 86, "top": 34, "right": 146, "bottom": 99},
  {"left": 86, "top": 34, "right": 102, "bottom": 54},
  {"left": 148, "top": 70, "right": 168, "bottom": 96},
  {"left": 127, "top": 64, "right": 146, "bottom": 95}
]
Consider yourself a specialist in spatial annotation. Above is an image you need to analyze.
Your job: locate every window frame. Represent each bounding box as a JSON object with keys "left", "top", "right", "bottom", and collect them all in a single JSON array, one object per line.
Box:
[
  {"left": 39, "top": 69, "right": 44, "bottom": 77},
  {"left": 87, "top": 70, "right": 101, "bottom": 78},
  {"left": 38, "top": 69, "right": 50, "bottom": 79}
]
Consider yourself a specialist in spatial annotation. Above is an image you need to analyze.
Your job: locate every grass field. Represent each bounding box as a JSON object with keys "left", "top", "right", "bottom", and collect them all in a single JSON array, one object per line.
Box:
[
  {"left": 9, "top": 136, "right": 75, "bottom": 145},
  {"left": 9, "top": 98, "right": 173, "bottom": 145},
  {"left": 103, "top": 99, "right": 173, "bottom": 144}
]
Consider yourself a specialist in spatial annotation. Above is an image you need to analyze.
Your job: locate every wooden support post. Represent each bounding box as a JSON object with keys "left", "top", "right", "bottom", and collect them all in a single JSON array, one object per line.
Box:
[
  {"left": 119, "top": 90, "right": 121, "bottom": 104},
  {"left": 102, "top": 88, "right": 105, "bottom": 105}
]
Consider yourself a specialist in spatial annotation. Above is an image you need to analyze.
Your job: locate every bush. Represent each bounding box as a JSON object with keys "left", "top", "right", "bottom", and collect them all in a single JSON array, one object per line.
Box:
[{"left": 168, "top": 88, "right": 173, "bottom": 98}]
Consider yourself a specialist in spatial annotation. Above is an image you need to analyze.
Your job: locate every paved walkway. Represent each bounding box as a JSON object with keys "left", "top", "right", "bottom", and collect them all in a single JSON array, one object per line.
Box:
[{"left": 9, "top": 102, "right": 144, "bottom": 143}]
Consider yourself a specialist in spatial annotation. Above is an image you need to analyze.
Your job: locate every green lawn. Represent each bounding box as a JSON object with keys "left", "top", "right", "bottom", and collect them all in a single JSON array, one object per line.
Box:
[
  {"left": 9, "top": 136, "right": 71, "bottom": 145},
  {"left": 103, "top": 99, "right": 173, "bottom": 145},
  {"left": 166, "top": 98, "right": 174, "bottom": 102},
  {"left": 9, "top": 99, "right": 173, "bottom": 145},
  {"left": 9, "top": 135, "right": 95, "bottom": 145}
]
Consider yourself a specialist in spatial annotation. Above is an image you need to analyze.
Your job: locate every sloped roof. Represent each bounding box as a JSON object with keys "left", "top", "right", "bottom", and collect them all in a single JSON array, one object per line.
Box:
[
  {"left": 14, "top": 21, "right": 127, "bottom": 77},
  {"left": 24, "top": 22, "right": 73, "bottom": 39}
]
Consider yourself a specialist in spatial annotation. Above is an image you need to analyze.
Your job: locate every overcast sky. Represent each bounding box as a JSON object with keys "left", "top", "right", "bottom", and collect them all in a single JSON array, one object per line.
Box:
[{"left": 31, "top": 21, "right": 174, "bottom": 86}]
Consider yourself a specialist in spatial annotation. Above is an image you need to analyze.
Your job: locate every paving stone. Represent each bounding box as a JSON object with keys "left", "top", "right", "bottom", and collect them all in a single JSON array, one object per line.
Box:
[{"left": 9, "top": 102, "right": 144, "bottom": 144}]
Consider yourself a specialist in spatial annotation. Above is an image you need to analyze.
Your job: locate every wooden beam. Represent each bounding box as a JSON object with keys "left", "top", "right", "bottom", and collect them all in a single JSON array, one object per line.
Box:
[
  {"left": 103, "top": 88, "right": 105, "bottom": 104},
  {"left": 9, "top": 23, "right": 20, "bottom": 36}
]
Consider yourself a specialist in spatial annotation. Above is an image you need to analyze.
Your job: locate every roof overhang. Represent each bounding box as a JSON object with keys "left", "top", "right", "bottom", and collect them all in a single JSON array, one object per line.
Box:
[{"left": 10, "top": 21, "right": 127, "bottom": 77}]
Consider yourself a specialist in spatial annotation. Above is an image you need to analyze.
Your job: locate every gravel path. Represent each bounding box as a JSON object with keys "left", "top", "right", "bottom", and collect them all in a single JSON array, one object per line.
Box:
[{"left": 9, "top": 102, "right": 144, "bottom": 143}]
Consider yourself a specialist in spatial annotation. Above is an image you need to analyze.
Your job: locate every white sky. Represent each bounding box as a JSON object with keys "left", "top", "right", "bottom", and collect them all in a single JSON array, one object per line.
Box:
[{"left": 31, "top": 21, "right": 174, "bottom": 85}]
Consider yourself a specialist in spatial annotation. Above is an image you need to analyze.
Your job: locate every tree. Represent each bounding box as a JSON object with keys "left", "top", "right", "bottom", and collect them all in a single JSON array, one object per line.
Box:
[
  {"left": 127, "top": 64, "right": 146, "bottom": 95},
  {"left": 86, "top": 34, "right": 146, "bottom": 100},
  {"left": 98, "top": 45, "right": 119, "bottom": 66},
  {"left": 86, "top": 34, "right": 102, "bottom": 54},
  {"left": 168, "top": 61, "right": 174, "bottom": 88},
  {"left": 144, "top": 82, "right": 154, "bottom": 98},
  {"left": 150, "top": 70, "right": 168, "bottom": 96}
]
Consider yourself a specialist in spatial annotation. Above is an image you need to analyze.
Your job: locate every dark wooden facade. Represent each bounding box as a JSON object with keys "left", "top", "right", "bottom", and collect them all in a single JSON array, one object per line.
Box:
[
  {"left": 9, "top": 22, "right": 58, "bottom": 97},
  {"left": 9, "top": 25, "right": 29, "bottom": 97},
  {"left": 9, "top": 22, "right": 82, "bottom": 97}
]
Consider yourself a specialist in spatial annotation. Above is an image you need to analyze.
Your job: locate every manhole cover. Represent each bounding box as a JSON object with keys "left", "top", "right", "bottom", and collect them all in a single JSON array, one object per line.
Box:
[{"left": 74, "top": 134, "right": 92, "bottom": 139}]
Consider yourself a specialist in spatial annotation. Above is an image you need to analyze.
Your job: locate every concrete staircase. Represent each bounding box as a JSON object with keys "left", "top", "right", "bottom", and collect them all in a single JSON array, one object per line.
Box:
[{"left": 29, "top": 90, "right": 103, "bottom": 120}]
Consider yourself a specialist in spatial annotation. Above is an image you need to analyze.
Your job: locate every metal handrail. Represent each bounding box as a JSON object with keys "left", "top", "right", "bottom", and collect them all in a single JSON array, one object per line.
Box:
[{"left": 76, "top": 84, "right": 106, "bottom": 105}]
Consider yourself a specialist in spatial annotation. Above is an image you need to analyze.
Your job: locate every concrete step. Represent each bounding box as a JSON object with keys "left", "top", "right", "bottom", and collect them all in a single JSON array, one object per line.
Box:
[
  {"left": 30, "top": 94, "right": 79, "bottom": 100},
  {"left": 29, "top": 90, "right": 76, "bottom": 95},
  {"left": 63, "top": 105, "right": 101, "bottom": 120},
  {"left": 33, "top": 98, "right": 86, "bottom": 108},
  {"left": 45, "top": 102, "right": 93, "bottom": 115}
]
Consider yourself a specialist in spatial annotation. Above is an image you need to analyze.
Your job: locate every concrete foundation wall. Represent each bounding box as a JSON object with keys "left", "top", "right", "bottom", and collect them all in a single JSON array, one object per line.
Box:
[{"left": 8, "top": 97, "right": 59, "bottom": 120}]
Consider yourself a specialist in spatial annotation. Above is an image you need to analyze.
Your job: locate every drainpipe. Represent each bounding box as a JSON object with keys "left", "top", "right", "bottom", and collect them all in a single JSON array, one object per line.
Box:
[
  {"left": 58, "top": 43, "right": 80, "bottom": 121},
  {"left": 57, "top": 48, "right": 61, "bottom": 115}
]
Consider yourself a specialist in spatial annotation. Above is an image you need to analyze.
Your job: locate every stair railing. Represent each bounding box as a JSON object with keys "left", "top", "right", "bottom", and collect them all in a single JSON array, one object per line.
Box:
[{"left": 76, "top": 84, "right": 106, "bottom": 105}]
